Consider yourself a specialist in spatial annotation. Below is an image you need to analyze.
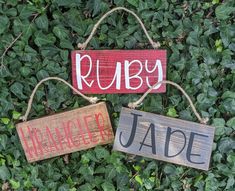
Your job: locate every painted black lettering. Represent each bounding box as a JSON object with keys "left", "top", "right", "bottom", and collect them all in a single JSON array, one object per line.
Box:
[
  {"left": 139, "top": 123, "right": 156, "bottom": 154},
  {"left": 186, "top": 132, "right": 208, "bottom": 164},
  {"left": 119, "top": 113, "right": 142, "bottom": 148},
  {"left": 165, "top": 127, "right": 186, "bottom": 158}
]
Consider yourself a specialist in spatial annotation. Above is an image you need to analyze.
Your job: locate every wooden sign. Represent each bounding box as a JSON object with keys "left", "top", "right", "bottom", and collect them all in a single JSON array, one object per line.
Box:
[
  {"left": 113, "top": 107, "right": 215, "bottom": 170},
  {"left": 16, "top": 102, "right": 114, "bottom": 163},
  {"left": 71, "top": 50, "right": 167, "bottom": 94}
]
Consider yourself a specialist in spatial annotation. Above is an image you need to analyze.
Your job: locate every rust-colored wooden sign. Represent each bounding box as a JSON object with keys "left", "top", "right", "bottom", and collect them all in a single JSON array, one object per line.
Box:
[
  {"left": 113, "top": 107, "right": 215, "bottom": 170},
  {"left": 71, "top": 50, "right": 167, "bottom": 94},
  {"left": 16, "top": 102, "right": 114, "bottom": 163}
]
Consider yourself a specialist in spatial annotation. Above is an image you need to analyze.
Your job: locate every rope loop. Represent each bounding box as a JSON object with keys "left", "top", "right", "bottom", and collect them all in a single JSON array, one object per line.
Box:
[
  {"left": 77, "top": 7, "right": 160, "bottom": 50},
  {"left": 20, "top": 77, "right": 99, "bottom": 121},
  {"left": 128, "top": 80, "right": 209, "bottom": 124}
]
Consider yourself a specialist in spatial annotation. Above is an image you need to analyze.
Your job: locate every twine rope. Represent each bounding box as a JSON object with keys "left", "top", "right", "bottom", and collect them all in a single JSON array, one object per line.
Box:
[
  {"left": 128, "top": 80, "right": 209, "bottom": 124},
  {"left": 20, "top": 77, "right": 99, "bottom": 122},
  {"left": 77, "top": 7, "right": 160, "bottom": 50}
]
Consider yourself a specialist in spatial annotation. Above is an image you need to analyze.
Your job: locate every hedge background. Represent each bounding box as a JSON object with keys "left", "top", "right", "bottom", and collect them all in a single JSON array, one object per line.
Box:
[{"left": 0, "top": 0, "right": 235, "bottom": 190}]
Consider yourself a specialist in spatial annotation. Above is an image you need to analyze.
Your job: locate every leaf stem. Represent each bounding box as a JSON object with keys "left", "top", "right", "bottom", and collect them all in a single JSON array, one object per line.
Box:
[
  {"left": 0, "top": 4, "right": 50, "bottom": 72},
  {"left": 0, "top": 32, "right": 23, "bottom": 71}
]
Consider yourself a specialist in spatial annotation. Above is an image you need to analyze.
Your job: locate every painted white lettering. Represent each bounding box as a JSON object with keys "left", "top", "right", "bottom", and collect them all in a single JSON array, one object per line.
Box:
[
  {"left": 97, "top": 61, "right": 121, "bottom": 90},
  {"left": 125, "top": 60, "right": 143, "bottom": 90},
  {"left": 76, "top": 54, "right": 94, "bottom": 89},
  {"left": 145, "top": 60, "right": 163, "bottom": 89}
]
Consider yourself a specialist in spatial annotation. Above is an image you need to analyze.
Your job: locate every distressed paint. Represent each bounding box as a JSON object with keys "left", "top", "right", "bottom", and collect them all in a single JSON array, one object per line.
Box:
[{"left": 113, "top": 107, "right": 215, "bottom": 170}]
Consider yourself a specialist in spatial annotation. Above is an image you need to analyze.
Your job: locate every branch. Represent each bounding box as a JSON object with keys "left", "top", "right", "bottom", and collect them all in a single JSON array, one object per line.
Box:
[
  {"left": 0, "top": 4, "right": 49, "bottom": 72},
  {"left": 0, "top": 32, "right": 23, "bottom": 71}
]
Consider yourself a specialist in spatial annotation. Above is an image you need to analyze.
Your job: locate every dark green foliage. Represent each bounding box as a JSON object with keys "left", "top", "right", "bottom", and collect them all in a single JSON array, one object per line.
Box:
[{"left": 0, "top": 0, "right": 234, "bottom": 190}]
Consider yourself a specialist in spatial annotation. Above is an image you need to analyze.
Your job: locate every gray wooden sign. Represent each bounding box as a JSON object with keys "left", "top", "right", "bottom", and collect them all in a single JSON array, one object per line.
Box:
[{"left": 113, "top": 107, "right": 215, "bottom": 170}]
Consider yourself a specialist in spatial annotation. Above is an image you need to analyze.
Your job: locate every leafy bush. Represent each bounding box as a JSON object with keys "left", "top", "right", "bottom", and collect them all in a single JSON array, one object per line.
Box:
[{"left": 0, "top": 0, "right": 235, "bottom": 190}]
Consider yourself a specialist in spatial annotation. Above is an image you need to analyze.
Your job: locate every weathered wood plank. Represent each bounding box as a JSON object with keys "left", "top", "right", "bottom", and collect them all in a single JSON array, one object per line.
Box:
[
  {"left": 113, "top": 107, "right": 215, "bottom": 170},
  {"left": 16, "top": 102, "right": 114, "bottom": 163},
  {"left": 71, "top": 50, "right": 167, "bottom": 94}
]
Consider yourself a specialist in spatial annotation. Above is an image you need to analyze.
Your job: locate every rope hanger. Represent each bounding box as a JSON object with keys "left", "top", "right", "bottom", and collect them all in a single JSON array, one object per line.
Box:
[
  {"left": 20, "top": 77, "right": 99, "bottom": 122},
  {"left": 128, "top": 80, "right": 209, "bottom": 124},
  {"left": 77, "top": 7, "right": 160, "bottom": 50}
]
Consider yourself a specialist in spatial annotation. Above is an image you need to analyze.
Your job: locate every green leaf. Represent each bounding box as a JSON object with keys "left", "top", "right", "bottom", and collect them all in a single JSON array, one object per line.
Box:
[
  {"left": 34, "top": 31, "right": 56, "bottom": 47},
  {"left": 60, "top": 39, "right": 74, "bottom": 49},
  {"left": 35, "top": 14, "right": 49, "bottom": 31},
  {"left": 36, "top": 69, "right": 49, "bottom": 80},
  {"left": 6, "top": 8, "right": 17, "bottom": 16},
  {"left": 6, "top": 0, "right": 18, "bottom": 6},
  {"left": 78, "top": 165, "right": 94, "bottom": 177},
  {"left": 101, "top": 181, "right": 115, "bottom": 191},
  {"left": 212, "top": 0, "right": 220, "bottom": 4},
  {"left": 227, "top": 153, "right": 235, "bottom": 164},
  {"left": 135, "top": 175, "right": 143, "bottom": 186},
  {"left": 10, "top": 82, "right": 27, "bottom": 99},
  {"left": 92, "top": 0, "right": 102, "bottom": 17},
  {"left": 144, "top": 177, "right": 155, "bottom": 189},
  {"left": 215, "top": 3, "right": 235, "bottom": 20},
  {"left": 212, "top": 118, "right": 225, "bottom": 136},
  {"left": 20, "top": 66, "right": 32, "bottom": 77},
  {"left": 116, "top": 173, "right": 129, "bottom": 189},
  {"left": 54, "top": 0, "right": 82, "bottom": 7},
  {"left": 0, "top": 16, "right": 9, "bottom": 34},
  {"left": 215, "top": 39, "right": 222, "bottom": 47},
  {"left": 220, "top": 98, "right": 235, "bottom": 115},
  {"left": 227, "top": 117, "right": 235, "bottom": 129},
  {"left": 133, "top": 165, "right": 141, "bottom": 172},
  {"left": 60, "top": 50, "right": 69, "bottom": 61},
  {"left": 105, "top": 166, "right": 117, "bottom": 180},
  {"left": 95, "top": 147, "right": 110, "bottom": 160},
  {"left": 10, "top": 179, "right": 20, "bottom": 189},
  {"left": 18, "top": 5, "right": 35, "bottom": 19},
  {"left": 78, "top": 183, "right": 93, "bottom": 191},
  {"left": 164, "top": 165, "right": 176, "bottom": 175},
  {"left": 167, "top": 107, "right": 179, "bottom": 117},
  {"left": 12, "top": 111, "right": 21, "bottom": 119},
  {"left": 222, "top": 91, "right": 235, "bottom": 99},
  {"left": 218, "top": 138, "right": 235, "bottom": 154},
  {"left": 0, "top": 134, "right": 8, "bottom": 149},
  {"left": 219, "top": 25, "right": 235, "bottom": 47},
  {"left": 58, "top": 184, "right": 70, "bottom": 191},
  {"left": 127, "top": 0, "right": 139, "bottom": 7},
  {"left": 1, "top": 117, "right": 10, "bottom": 125},
  {"left": 0, "top": 165, "right": 10, "bottom": 181},
  {"left": 226, "top": 175, "right": 234, "bottom": 189},
  {"left": 53, "top": 25, "right": 69, "bottom": 40}
]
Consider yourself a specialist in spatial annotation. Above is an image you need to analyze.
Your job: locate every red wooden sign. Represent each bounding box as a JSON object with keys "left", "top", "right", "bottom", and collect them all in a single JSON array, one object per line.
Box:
[
  {"left": 16, "top": 102, "right": 114, "bottom": 162},
  {"left": 71, "top": 50, "right": 167, "bottom": 94}
]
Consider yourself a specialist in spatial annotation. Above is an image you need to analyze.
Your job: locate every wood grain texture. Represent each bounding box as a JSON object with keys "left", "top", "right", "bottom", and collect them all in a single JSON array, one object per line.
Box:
[
  {"left": 16, "top": 102, "right": 114, "bottom": 163},
  {"left": 113, "top": 107, "right": 215, "bottom": 170},
  {"left": 71, "top": 50, "right": 167, "bottom": 94}
]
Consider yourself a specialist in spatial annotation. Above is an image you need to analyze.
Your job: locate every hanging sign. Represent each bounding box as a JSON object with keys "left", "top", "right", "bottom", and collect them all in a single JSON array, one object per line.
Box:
[
  {"left": 113, "top": 107, "right": 215, "bottom": 170},
  {"left": 17, "top": 102, "right": 114, "bottom": 163},
  {"left": 71, "top": 50, "right": 167, "bottom": 94}
]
